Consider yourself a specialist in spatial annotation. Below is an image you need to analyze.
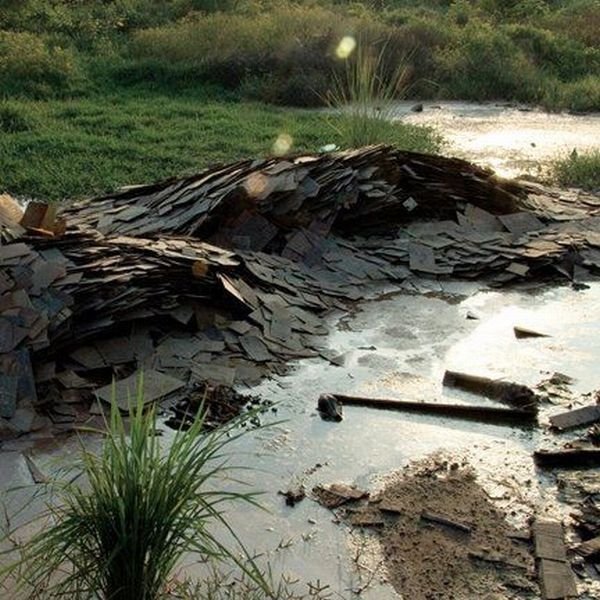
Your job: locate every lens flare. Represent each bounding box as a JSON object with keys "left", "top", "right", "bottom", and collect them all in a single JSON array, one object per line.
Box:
[
  {"left": 245, "top": 172, "right": 269, "bottom": 198},
  {"left": 336, "top": 36, "right": 356, "bottom": 59},
  {"left": 272, "top": 133, "right": 293, "bottom": 156}
]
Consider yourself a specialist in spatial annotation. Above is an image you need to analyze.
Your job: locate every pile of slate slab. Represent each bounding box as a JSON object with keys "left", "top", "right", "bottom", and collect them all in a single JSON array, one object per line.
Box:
[{"left": 2, "top": 145, "right": 600, "bottom": 439}]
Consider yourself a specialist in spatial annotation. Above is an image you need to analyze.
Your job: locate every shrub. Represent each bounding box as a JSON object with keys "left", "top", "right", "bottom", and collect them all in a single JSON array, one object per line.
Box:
[
  {"left": 0, "top": 384, "right": 269, "bottom": 599},
  {"left": 551, "top": 149, "right": 600, "bottom": 191},
  {"left": 129, "top": 6, "right": 349, "bottom": 100},
  {"left": 507, "top": 24, "right": 600, "bottom": 82},
  {"left": 541, "top": 75, "right": 600, "bottom": 112},
  {"left": 0, "top": 31, "right": 81, "bottom": 98},
  {"left": 436, "top": 21, "right": 540, "bottom": 102},
  {"left": 541, "top": 0, "right": 600, "bottom": 47},
  {"left": 559, "top": 76, "right": 600, "bottom": 112}
]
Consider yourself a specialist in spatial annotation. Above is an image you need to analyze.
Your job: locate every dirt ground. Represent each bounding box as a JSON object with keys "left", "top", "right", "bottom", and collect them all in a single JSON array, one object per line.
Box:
[{"left": 337, "top": 455, "right": 539, "bottom": 600}]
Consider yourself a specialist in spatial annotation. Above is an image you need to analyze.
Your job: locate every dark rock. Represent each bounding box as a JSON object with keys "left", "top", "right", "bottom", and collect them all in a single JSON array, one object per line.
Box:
[{"left": 318, "top": 394, "right": 343, "bottom": 422}]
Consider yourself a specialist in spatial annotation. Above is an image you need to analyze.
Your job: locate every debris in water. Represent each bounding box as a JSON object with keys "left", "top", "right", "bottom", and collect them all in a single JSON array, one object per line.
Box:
[
  {"left": 549, "top": 405, "right": 600, "bottom": 432},
  {"left": 442, "top": 371, "right": 539, "bottom": 412},
  {"left": 339, "top": 456, "right": 538, "bottom": 599},
  {"left": 328, "top": 393, "right": 538, "bottom": 426},
  {"left": 534, "top": 448, "right": 600, "bottom": 469},
  {"left": 532, "top": 520, "right": 577, "bottom": 600},
  {"left": 312, "top": 483, "right": 369, "bottom": 509},
  {"left": 2, "top": 145, "right": 600, "bottom": 435},
  {"left": 317, "top": 394, "right": 343, "bottom": 422},
  {"left": 514, "top": 326, "right": 550, "bottom": 339},
  {"left": 279, "top": 482, "right": 306, "bottom": 507}
]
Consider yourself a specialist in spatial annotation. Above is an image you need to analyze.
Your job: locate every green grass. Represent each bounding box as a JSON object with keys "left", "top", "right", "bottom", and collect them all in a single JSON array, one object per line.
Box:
[
  {"left": 0, "top": 90, "right": 441, "bottom": 201},
  {"left": 551, "top": 149, "right": 600, "bottom": 191},
  {"left": 0, "top": 383, "right": 271, "bottom": 600}
]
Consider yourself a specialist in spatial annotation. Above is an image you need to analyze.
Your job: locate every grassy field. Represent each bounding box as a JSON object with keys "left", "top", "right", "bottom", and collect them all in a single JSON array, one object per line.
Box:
[
  {"left": 0, "top": 1, "right": 598, "bottom": 199},
  {"left": 0, "top": 91, "right": 440, "bottom": 200}
]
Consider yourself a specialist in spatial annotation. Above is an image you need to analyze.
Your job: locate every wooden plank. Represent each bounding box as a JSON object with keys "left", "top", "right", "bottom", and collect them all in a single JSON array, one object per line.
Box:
[
  {"left": 549, "top": 405, "right": 600, "bottom": 431},
  {"left": 534, "top": 449, "right": 600, "bottom": 469},
  {"left": 538, "top": 559, "right": 577, "bottom": 599},
  {"left": 421, "top": 511, "right": 471, "bottom": 534},
  {"left": 575, "top": 536, "right": 600, "bottom": 559},
  {"left": 442, "top": 370, "right": 538, "bottom": 412},
  {"left": 332, "top": 393, "right": 537, "bottom": 426},
  {"left": 534, "top": 533, "right": 568, "bottom": 562}
]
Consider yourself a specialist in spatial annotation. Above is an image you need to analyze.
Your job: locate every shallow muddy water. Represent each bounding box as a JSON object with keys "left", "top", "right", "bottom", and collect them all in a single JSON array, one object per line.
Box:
[
  {"left": 0, "top": 282, "right": 600, "bottom": 599},
  {"left": 3, "top": 281, "right": 600, "bottom": 597},
  {"left": 173, "top": 280, "right": 600, "bottom": 597},
  {"left": 394, "top": 101, "right": 600, "bottom": 180}
]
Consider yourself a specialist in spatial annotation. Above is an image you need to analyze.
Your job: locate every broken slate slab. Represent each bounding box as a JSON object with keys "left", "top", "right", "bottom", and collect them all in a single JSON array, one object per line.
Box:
[
  {"left": 95, "top": 370, "right": 186, "bottom": 411},
  {"left": 549, "top": 405, "right": 600, "bottom": 431},
  {"left": 24, "top": 454, "right": 49, "bottom": 484},
  {"left": 514, "top": 326, "right": 550, "bottom": 339},
  {"left": 0, "top": 374, "right": 18, "bottom": 418},
  {"left": 190, "top": 363, "right": 236, "bottom": 386},
  {"left": 533, "top": 520, "right": 577, "bottom": 600},
  {"left": 499, "top": 212, "right": 544, "bottom": 236},
  {"left": 408, "top": 242, "right": 436, "bottom": 273},
  {"left": 239, "top": 335, "right": 272, "bottom": 362},
  {"left": 575, "top": 536, "right": 600, "bottom": 560}
]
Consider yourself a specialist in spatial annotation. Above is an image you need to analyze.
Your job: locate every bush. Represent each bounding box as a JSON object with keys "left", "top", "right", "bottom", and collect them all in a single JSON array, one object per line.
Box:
[
  {"left": 129, "top": 6, "right": 350, "bottom": 102},
  {"left": 326, "top": 35, "right": 413, "bottom": 147},
  {"left": 507, "top": 24, "right": 600, "bottom": 82},
  {"left": 0, "top": 31, "right": 81, "bottom": 98},
  {"left": 551, "top": 149, "right": 600, "bottom": 191},
  {"left": 559, "top": 76, "right": 600, "bottom": 113},
  {"left": 541, "top": 0, "right": 600, "bottom": 47},
  {"left": 541, "top": 75, "right": 600, "bottom": 112},
  {"left": 436, "top": 21, "right": 541, "bottom": 102}
]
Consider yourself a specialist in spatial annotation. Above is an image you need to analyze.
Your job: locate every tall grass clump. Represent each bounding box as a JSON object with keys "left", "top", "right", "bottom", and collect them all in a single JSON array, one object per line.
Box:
[
  {"left": 0, "top": 384, "right": 269, "bottom": 599},
  {"left": 551, "top": 149, "right": 600, "bottom": 191},
  {"left": 326, "top": 37, "right": 411, "bottom": 148}
]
